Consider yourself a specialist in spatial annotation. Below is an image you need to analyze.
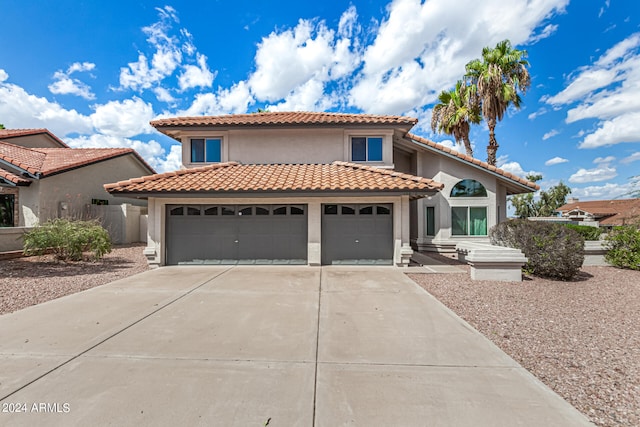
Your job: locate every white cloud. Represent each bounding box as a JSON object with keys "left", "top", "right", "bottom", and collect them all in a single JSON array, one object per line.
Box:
[
  {"left": 48, "top": 62, "right": 96, "bottom": 100},
  {"left": 593, "top": 155, "right": 615, "bottom": 164},
  {"left": 0, "top": 69, "right": 8, "bottom": 82},
  {"left": 545, "top": 156, "right": 569, "bottom": 166},
  {"left": 0, "top": 77, "right": 92, "bottom": 136},
  {"left": 579, "top": 111, "right": 640, "bottom": 148},
  {"left": 620, "top": 152, "right": 640, "bottom": 164},
  {"left": 178, "top": 53, "right": 215, "bottom": 91},
  {"left": 349, "top": 0, "right": 569, "bottom": 113},
  {"left": 569, "top": 166, "right": 617, "bottom": 183},
  {"left": 528, "top": 24, "right": 558, "bottom": 44},
  {"left": 497, "top": 155, "right": 541, "bottom": 178},
  {"left": 570, "top": 182, "right": 632, "bottom": 200},
  {"left": 153, "top": 87, "right": 176, "bottom": 103},
  {"left": 66, "top": 133, "right": 179, "bottom": 173},
  {"left": 176, "top": 81, "right": 255, "bottom": 116},
  {"left": 91, "top": 97, "right": 154, "bottom": 137},
  {"left": 542, "top": 129, "right": 559, "bottom": 140},
  {"left": 528, "top": 107, "right": 547, "bottom": 120}
]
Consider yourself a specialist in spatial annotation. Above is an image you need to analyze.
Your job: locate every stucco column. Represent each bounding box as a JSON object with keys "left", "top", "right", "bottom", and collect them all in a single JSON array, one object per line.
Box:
[
  {"left": 143, "top": 198, "right": 161, "bottom": 268},
  {"left": 399, "top": 195, "right": 413, "bottom": 266},
  {"left": 307, "top": 201, "right": 321, "bottom": 266}
]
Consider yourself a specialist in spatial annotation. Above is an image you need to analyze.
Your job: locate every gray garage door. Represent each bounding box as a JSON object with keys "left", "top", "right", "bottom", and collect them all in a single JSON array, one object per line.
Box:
[
  {"left": 166, "top": 204, "right": 307, "bottom": 265},
  {"left": 321, "top": 204, "right": 393, "bottom": 265}
]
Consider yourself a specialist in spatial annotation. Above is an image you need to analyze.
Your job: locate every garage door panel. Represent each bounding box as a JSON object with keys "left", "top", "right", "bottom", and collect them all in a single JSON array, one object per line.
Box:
[
  {"left": 166, "top": 205, "right": 307, "bottom": 264},
  {"left": 322, "top": 204, "right": 393, "bottom": 265}
]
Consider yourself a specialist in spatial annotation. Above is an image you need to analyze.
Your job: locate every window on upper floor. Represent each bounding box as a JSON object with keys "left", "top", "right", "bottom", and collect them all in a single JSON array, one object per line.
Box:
[
  {"left": 351, "top": 136, "right": 383, "bottom": 162},
  {"left": 450, "top": 179, "right": 487, "bottom": 197},
  {"left": 191, "top": 138, "right": 221, "bottom": 163}
]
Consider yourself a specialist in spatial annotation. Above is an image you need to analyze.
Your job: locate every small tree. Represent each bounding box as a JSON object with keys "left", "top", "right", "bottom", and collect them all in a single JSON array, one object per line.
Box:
[
  {"left": 509, "top": 174, "right": 571, "bottom": 218},
  {"left": 0, "top": 124, "right": 5, "bottom": 129}
]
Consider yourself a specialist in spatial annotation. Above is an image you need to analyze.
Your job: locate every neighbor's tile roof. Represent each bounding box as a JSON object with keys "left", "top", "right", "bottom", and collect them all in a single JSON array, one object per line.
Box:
[
  {"left": 557, "top": 199, "right": 640, "bottom": 226},
  {"left": 407, "top": 133, "right": 540, "bottom": 191},
  {"left": 0, "top": 141, "right": 155, "bottom": 177},
  {"left": 0, "top": 168, "right": 30, "bottom": 185},
  {"left": 104, "top": 161, "right": 444, "bottom": 196},
  {"left": 151, "top": 111, "right": 418, "bottom": 128},
  {"left": 0, "top": 128, "right": 69, "bottom": 147}
]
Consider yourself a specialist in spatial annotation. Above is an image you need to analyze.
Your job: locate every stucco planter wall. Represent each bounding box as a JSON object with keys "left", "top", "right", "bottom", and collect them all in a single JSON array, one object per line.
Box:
[{"left": 584, "top": 240, "right": 609, "bottom": 266}]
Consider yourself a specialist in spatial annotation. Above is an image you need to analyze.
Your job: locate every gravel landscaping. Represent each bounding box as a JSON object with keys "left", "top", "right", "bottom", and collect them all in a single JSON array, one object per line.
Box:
[
  {"left": 409, "top": 258, "right": 640, "bottom": 427},
  {"left": 0, "top": 244, "right": 148, "bottom": 315}
]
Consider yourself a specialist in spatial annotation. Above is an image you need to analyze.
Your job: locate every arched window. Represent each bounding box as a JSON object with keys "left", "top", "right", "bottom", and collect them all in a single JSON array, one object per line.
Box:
[{"left": 450, "top": 179, "right": 487, "bottom": 197}]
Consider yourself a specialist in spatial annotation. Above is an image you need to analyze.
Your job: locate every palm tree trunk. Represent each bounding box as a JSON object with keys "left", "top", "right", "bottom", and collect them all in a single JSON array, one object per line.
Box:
[
  {"left": 462, "top": 135, "right": 474, "bottom": 157},
  {"left": 486, "top": 119, "right": 499, "bottom": 166}
]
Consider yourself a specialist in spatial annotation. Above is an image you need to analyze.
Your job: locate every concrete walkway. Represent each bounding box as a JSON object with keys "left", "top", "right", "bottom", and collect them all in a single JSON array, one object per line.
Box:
[{"left": 0, "top": 266, "right": 592, "bottom": 426}]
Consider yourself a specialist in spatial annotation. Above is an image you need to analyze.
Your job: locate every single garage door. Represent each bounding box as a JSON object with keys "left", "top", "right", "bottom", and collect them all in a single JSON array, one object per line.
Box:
[
  {"left": 321, "top": 204, "right": 393, "bottom": 265},
  {"left": 166, "top": 204, "right": 307, "bottom": 265}
]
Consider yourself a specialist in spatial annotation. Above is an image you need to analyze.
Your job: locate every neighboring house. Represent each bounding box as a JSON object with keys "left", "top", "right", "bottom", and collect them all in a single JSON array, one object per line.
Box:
[
  {"left": 0, "top": 128, "right": 155, "bottom": 228},
  {"left": 556, "top": 197, "right": 640, "bottom": 228},
  {"left": 105, "top": 112, "right": 537, "bottom": 267}
]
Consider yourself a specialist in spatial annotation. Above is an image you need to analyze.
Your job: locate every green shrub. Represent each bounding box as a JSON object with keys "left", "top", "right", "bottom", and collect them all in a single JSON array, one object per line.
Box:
[
  {"left": 490, "top": 219, "right": 585, "bottom": 280},
  {"left": 23, "top": 219, "right": 112, "bottom": 261},
  {"left": 604, "top": 223, "right": 640, "bottom": 270},
  {"left": 563, "top": 223, "right": 604, "bottom": 241}
]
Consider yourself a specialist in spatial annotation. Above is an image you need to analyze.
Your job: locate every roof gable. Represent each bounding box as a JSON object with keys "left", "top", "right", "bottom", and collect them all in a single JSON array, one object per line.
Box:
[
  {"left": 0, "top": 128, "right": 69, "bottom": 148},
  {"left": 405, "top": 133, "right": 539, "bottom": 194},
  {"left": 105, "top": 161, "right": 443, "bottom": 197},
  {"left": 0, "top": 141, "right": 155, "bottom": 178},
  {"left": 557, "top": 199, "right": 640, "bottom": 225}
]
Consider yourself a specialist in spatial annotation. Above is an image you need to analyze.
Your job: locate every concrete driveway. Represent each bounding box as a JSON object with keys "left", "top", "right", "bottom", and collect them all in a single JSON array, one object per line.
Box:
[{"left": 0, "top": 266, "right": 591, "bottom": 426}]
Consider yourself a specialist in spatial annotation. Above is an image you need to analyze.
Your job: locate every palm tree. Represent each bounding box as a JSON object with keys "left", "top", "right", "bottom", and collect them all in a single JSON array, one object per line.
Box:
[
  {"left": 465, "top": 40, "right": 531, "bottom": 166},
  {"left": 431, "top": 81, "right": 481, "bottom": 157}
]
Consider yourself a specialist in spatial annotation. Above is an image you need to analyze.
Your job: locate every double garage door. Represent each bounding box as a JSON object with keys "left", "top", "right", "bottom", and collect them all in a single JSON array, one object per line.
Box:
[{"left": 166, "top": 204, "right": 393, "bottom": 265}]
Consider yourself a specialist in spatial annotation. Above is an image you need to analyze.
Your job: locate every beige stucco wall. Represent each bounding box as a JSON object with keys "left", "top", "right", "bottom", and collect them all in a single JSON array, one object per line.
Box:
[
  {"left": 3, "top": 133, "right": 63, "bottom": 149},
  {"left": 179, "top": 128, "right": 396, "bottom": 168},
  {"left": 19, "top": 155, "right": 150, "bottom": 226},
  {"left": 144, "top": 194, "right": 412, "bottom": 268},
  {"left": 415, "top": 153, "right": 503, "bottom": 251}
]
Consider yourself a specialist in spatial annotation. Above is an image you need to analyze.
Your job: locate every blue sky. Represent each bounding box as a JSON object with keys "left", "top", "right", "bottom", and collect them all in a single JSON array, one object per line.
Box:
[{"left": 1, "top": 0, "right": 638, "bottom": 202}]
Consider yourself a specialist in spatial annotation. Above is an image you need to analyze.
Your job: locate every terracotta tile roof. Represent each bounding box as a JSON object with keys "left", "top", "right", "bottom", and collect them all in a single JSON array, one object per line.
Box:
[
  {"left": 0, "top": 168, "right": 30, "bottom": 185},
  {"left": 557, "top": 199, "right": 640, "bottom": 226},
  {"left": 105, "top": 161, "right": 444, "bottom": 196},
  {"left": 406, "top": 133, "right": 540, "bottom": 192},
  {"left": 0, "top": 141, "right": 155, "bottom": 177},
  {"left": 0, "top": 128, "right": 69, "bottom": 147},
  {"left": 151, "top": 111, "right": 418, "bottom": 129}
]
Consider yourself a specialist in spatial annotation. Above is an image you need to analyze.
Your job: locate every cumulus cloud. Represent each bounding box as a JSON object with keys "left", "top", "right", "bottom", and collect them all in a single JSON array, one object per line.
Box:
[
  {"left": 579, "top": 111, "right": 640, "bottom": 148},
  {"left": 546, "top": 33, "right": 640, "bottom": 149},
  {"left": 176, "top": 81, "right": 255, "bottom": 116},
  {"left": 349, "top": 0, "right": 569, "bottom": 113},
  {"left": 66, "top": 133, "right": 179, "bottom": 173},
  {"left": 569, "top": 166, "right": 617, "bottom": 183},
  {"left": 91, "top": 97, "right": 155, "bottom": 137},
  {"left": 48, "top": 62, "right": 96, "bottom": 100},
  {"left": 497, "top": 155, "right": 541, "bottom": 178},
  {"left": 620, "top": 152, "right": 640, "bottom": 164},
  {"left": 542, "top": 129, "right": 559, "bottom": 140},
  {"left": 0, "top": 73, "right": 93, "bottom": 136},
  {"left": 570, "top": 182, "right": 632, "bottom": 200},
  {"left": 545, "top": 156, "right": 569, "bottom": 166},
  {"left": 178, "top": 53, "right": 215, "bottom": 91}
]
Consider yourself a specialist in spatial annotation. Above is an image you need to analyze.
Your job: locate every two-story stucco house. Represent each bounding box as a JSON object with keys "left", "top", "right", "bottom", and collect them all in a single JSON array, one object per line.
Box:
[{"left": 105, "top": 112, "right": 538, "bottom": 268}]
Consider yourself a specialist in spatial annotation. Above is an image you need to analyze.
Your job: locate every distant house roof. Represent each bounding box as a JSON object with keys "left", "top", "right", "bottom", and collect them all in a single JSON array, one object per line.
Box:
[
  {"left": 406, "top": 133, "right": 540, "bottom": 194},
  {"left": 105, "top": 161, "right": 443, "bottom": 198},
  {"left": 0, "top": 128, "right": 69, "bottom": 148},
  {"left": 151, "top": 111, "right": 418, "bottom": 130},
  {"left": 0, "top": 141, "right": 155, "bottom": 184},
  {"left": 556, "top": 198, "right": 640, "bottom": 226}
]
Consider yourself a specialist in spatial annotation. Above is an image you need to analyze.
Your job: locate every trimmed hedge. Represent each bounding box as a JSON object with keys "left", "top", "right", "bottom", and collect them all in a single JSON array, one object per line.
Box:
[
  {"left": 605, "top": 224, "right": 640, "bottom": 270},
  {"left": 563, "top": 223, "right": 604, "bottom": 241},
  {"left": 23, "top": 219, "right": 112, "bottom": 261},
  {"left": 490, "top": 219, "right": 584, "bottom": 280}
]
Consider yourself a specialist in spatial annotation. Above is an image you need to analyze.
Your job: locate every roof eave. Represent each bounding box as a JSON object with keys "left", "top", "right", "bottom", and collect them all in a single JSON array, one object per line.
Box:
[{"left": 405, "top": 135, "right": 538, "bottom": 194}]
